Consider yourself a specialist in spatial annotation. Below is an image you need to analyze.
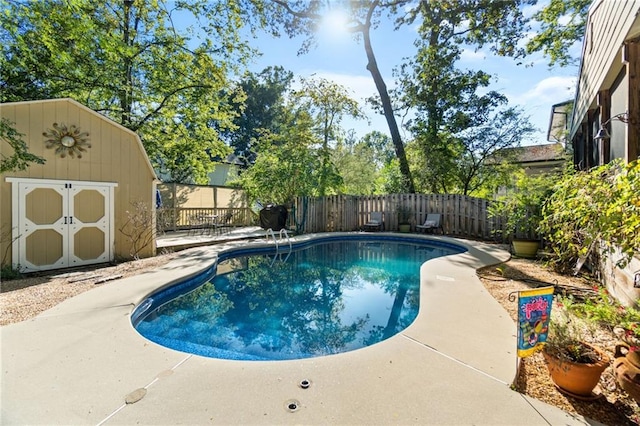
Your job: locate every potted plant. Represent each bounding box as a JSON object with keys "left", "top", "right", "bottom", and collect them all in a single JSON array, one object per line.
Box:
[
  {"left": 613, "top": 321, "right": 640, "bottom": 403},
  {"left": 489, "top": 173, "right": 555, "bottom": 258},
  {"left": 542, "top": 298, "right": 610, "bottom": 398},
  {"left": 396, "top": 204, "right": 412, "bottom": 233}
]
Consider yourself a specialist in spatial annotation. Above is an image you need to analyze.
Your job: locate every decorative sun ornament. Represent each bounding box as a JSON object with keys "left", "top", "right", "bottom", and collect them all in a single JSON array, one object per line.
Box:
[{"left": 43, "top": 123, "right": 91, "bottom": 158}]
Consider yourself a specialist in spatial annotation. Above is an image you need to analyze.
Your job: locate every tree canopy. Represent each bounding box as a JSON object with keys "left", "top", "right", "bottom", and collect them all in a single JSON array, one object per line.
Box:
[
  {"left": 0, "top": 0, "right": 560, "bottom": 197},
  {"left": 223, "top": 66, "right": 294, "bottom": 165},
  {"left": 1, "top": 0, "right": 274, "bottom": 183},
  {"left": 526, "top": 0, "right": 591, "bottom": 67}
]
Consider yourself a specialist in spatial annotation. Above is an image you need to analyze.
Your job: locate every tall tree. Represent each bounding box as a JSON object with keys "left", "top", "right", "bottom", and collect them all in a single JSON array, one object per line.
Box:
[
  {"left": 451, "top": 108, "right": 535, "bottom": 195},
  {"left": 396, "top": 0, "right": 533, "bottom": 193},
  {"left": 526, "top": 0, "right": 591, "bottom": 67},
  {"left": 236, "top": 104, "right": 325, "bottom": 205},
  {"left": 1, "top": 0, "right": 273, "bottom": 183},
  {"left": 223, "top": 66, "right": 294, "bottom": 165},
  {"left": 271, "top": 0, "right": 416, "bottom": 192},
  {"left": 293, "top": 77, "right": 364, "bottom": 196}
]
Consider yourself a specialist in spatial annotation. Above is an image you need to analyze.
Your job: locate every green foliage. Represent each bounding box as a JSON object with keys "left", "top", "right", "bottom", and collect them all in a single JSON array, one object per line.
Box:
[
  {"left": 526, "top": 0, "right": 590, "bottom": 67},
  {"left": 235, "top": 107, "right": 328, "bottom": 205},
  {"left": 540, "top": 160, "right": 640, "bottom": 272},
  {"left": 489, "top": 171, "right": 556, "bottom": 239},
  {"left": 544, "top": 296, "right": 600, "bottom": 364},
  {"left": 271, "top": 0, "right": 416, "bottom": 192},
  {"left": 293, "top": 77, "right": 365, "bottom": 197},
  {"left": 396, "top": 204, "right": 412, "bottom": 224},
  {"left": 397, "top": 0, "right": 535, "bottom": 194},
  {"left": 570, "top": 287, "right": 640, "bottom": 338},
  {"left": 377, "top": 159, "right": 407, "bottom": 195},
  {"left": 332, "top": 134, "right": 378, "bottom": 195},
  {"left": 1, "top": 0, "right": 273, "bottom": 183},
  {"left": 0, "top": 264, "right": 23, "bottom": 281},
  {"left": 223, "top": 66, "right": 294, "bottom": 163},
  {"left": 0, "top": 118, "right": 46, "bottom": 173}
]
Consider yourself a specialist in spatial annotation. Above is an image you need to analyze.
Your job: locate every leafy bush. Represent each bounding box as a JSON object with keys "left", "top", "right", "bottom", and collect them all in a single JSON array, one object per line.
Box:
[
  {"left": 544, "top": 296, "right": 600, "bottom": 363},
  {"left": 488, "top": 171, "right": 556, "bottom": 240},
  {"left": 396, "top": 203, "right": 412, "bottom": 224},
  {"left": 0, "top": 264, "right": 23, "bottom": 281},
  {"left": 540, "top": 160, "right": 640, "bottom": 272},
  {"left": 566, "top": 286, "right": 640, "bottom": 349}
]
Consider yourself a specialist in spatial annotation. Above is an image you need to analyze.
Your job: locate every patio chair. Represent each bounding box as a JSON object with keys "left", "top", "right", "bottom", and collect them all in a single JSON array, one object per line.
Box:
[
  {"left": 215, "top": 212, "right": 234, "bottom": 235},
  {"left": 363, "top": 211, "right": 384, "bottom": 232},
  {"left": 416, "top": 213, "right": 443, "bottom": 234},
  {"left": 188, "top": 214, "right": 207, "bottom": 236}
]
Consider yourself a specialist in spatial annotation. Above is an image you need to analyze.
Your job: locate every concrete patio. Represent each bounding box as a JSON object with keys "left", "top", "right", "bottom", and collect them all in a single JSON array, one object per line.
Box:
[{"left": 1, "top": 233, "right": 596, "bottom": 425}]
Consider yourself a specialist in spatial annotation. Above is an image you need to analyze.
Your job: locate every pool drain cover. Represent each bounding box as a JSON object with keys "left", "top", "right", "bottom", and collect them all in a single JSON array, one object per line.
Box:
[
  {"left": 284, "top": 399, "right": 300, "bottom": 412},
  {"left": 299, "top": 379, "right": 311, "bottom": 389}
]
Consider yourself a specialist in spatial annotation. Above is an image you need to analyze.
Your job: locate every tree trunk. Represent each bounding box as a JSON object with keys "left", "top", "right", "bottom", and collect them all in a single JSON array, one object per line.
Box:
[{"left": 362, "top": 11, "right": 415, "bottom": 193}]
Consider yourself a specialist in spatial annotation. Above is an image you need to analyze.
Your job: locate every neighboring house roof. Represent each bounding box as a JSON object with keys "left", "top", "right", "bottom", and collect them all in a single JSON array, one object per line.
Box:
[
  {"left": 486, "top": 143, "right": 567, "bottom": 174},
  {"left": 503, "top": 143, "right": 565, "bottom": 165},
  {"left": 507, "top": 143, "right": 567, "bottom": 165},
  {"left": 207, "top": 152, "right": 247, "bottom": 167},
  {"left": 491, "top": 143, "right": 567, "bottom": 176},
  {"left": 221, "top": 153, "right": 245, "bottom": 166}
]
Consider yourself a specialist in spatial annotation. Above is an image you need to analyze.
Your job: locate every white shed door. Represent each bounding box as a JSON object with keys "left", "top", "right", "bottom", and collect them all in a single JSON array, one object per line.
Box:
[{"left": 9, "top": 178, "right": 116, "bottom": 272}]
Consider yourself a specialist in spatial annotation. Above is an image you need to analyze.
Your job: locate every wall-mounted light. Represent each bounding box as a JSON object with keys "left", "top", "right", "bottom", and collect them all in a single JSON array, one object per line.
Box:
[{"left": 594, "top": 111, "right": 629, "bottom": 140}]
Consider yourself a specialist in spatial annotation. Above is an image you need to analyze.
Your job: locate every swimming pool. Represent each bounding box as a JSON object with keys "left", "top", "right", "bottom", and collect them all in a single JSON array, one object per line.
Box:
[{"left": 132, "top": 235, "right": 466, "bottom": 361}]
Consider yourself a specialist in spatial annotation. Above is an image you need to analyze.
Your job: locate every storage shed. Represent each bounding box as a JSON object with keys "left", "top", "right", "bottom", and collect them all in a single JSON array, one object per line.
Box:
[{"left": 1, "top": 98, "right": 158, "bottom": 272}]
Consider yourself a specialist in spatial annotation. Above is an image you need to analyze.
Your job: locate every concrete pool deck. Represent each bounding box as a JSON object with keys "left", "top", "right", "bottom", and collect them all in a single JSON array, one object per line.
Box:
[{"left": 1, "top": 233, "right": 595, "bottom": 425}]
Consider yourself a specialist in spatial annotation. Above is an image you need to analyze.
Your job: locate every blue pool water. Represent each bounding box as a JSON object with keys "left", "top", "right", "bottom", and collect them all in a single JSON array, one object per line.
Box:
[{"left": 133, "top": 236, "right": 465, "bottom": 361}]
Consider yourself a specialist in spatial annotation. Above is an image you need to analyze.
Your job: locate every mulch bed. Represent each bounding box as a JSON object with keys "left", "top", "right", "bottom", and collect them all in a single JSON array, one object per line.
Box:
[{"left": 477, "top": 258, "right": 640, "bottom": 425}]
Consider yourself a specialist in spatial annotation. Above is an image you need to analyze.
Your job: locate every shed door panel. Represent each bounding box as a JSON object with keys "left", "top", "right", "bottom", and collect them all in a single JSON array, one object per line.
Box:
[
  {"left": 69, "top": 185, "right": 110, "bottom": 267},
  {"left": 19, "top": 183, "right": 69, "bottom": 271},
  {"left": 14, "top": 181, "right": 113, "bottom": 272}
]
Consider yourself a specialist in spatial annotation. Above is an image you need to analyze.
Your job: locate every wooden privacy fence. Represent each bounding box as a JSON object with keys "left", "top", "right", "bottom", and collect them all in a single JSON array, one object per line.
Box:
[{"left": 292, "top": 194, "right": 527, "bottom": 242}]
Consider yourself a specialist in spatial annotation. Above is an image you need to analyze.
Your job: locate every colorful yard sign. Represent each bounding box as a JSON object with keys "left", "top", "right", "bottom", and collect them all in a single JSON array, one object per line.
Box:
[{"left": 516, "top": 286, "right": 554, "bottom": 358}]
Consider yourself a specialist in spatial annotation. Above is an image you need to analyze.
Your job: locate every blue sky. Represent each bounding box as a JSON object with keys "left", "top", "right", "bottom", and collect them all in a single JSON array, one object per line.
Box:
[{"left": 244, "top": 2, "right": 580, "bottom": 146}]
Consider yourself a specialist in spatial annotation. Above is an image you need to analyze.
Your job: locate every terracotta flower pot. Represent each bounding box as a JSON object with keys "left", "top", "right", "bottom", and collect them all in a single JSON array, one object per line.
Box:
[
  {"left": 615, "top": 342, "right": 640, "bottom": 369},
  {"left": 614, "top": 356, "right": 640, "bottom": 403},
  {"left": 542, "top": 343, "right": 610, "bottom": 397}
]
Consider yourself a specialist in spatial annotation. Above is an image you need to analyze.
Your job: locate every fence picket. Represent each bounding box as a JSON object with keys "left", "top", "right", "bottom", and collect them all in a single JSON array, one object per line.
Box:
[{"left": 294, "top": 193, "right": 518, "bottom": 242}]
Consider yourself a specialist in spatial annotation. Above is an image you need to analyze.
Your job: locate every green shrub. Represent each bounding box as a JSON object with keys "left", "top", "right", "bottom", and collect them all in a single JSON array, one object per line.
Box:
[
  {"left": 567, "top": 286, "right": 640, "bottom": 343},
  {"left": 540, "top": 160, "right": 640, "bottom": 272},
  {"left": 488, "top": 171, "right": 556, "bottom": 240},
  {"left": 0, "top": 264, "right": 23, "bottom": 281}
]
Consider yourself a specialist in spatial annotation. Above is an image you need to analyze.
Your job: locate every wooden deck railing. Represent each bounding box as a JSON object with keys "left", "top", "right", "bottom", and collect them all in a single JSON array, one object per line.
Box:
[{"left": 156, "top": 207, "right": 253, "bottom": 232}]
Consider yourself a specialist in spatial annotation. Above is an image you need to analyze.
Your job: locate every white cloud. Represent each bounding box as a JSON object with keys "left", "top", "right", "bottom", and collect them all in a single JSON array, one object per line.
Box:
[
  {"left": 522, "top": 1, "right": 546, "bottom": 19},
  {"left": 511, "top": 76, "right": 577, "bottom": 105},
  {"left": 558, "top": 14, "right": 572, "bottom": 26},
  {"left": 297, "top": 71, "right": 381, "bottom": 103},
  {"left": 503, "top": 75, "right": 577, "bottom": 141},
  {"left": 460, "top": 48, "right": 486, "bottom": 62}
]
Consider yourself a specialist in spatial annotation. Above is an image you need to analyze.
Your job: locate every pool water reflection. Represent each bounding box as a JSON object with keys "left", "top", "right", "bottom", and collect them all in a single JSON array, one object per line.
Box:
[{"left": 134, "top": 238, "right": 464, "bottom": 360}]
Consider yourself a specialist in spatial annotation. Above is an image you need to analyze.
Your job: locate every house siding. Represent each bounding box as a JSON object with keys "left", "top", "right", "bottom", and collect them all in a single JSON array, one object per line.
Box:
[{"left": 571, "top": 0, "right": 640, "bottom": 140}]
